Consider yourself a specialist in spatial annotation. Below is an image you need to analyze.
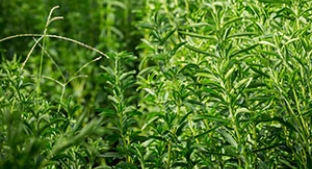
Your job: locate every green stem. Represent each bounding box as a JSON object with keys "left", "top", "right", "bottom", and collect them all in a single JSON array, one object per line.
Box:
[
  {"left": 58, "top": 85, "right": 66, "bottom": 112},
  {"left": 166, "top": 141, "right": 172, "bottom": 169},
  {"left": 37, "top": 34, "right": 46, "bottom": 96}
]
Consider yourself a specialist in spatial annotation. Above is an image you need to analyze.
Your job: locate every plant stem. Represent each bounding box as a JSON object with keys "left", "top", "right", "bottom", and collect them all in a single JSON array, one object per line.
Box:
[{"left": 166, "top": 141, "right": 172, "bottom": 169}]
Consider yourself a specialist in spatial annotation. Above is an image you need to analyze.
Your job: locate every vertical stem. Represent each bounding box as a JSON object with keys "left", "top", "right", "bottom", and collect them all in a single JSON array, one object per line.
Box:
[
  {"left": 37, "top": 6, "right": 59, "bottom": 96},
  {"left": 224, "top": 67, "right": 249, "bottom": 167},
  {"left": 166, "top": 141, "right": 172, "bottom": 169},
  {"left": 37, "top": 34, "right": 46, "bottom": 96},
  {"left": 58, "top": 85, "right": 66, "bottom": 112}
]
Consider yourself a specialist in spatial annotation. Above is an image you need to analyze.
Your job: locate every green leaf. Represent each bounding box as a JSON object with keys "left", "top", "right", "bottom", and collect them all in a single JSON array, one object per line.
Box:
[
  {"left": 100, "top": 152, "right": 122, "bottom": 158},
  {"left": 249, "top": 64, "right": 270, "bottom": 78},
  {"left": 234, "top": 77, "right": 253, "bottom": 90},
  {"left": 194, "top": 115, "right": 230, "bottom": 124},
  {"left": 256, "top": 117, "right": 299, "bottom": 132},
  {"left": 161, "top": 28, "right": 176, "bottom": 44},
  {"left": 105, "top": 134, "right": 121, "bottom": 142},
  {"left": 222, "top": 17, "right": 243, "bottom": 28},
  {"left": 258, "top": 0, "right": 291, "bottom": 5},
  {"left": 223, "top": 27, "right": 232, "bottom": 39},
  {"left": 178, "top": 31, "right": 216, "bottom": 40},
  {"left": 119, "top": 70, "right": 136, "bottom": 81},
  {"left": 280, "top": 159, "right": 298, "bottom": 168},
  {"left": 230, "top": 44, "right": 258, "bottom": 58},
  {"left": 259, "top": 41, "right": 276, "bottom": 48},
  {"left": 131, "top": 135, "right": 148, "bottom": 143},
  {"left": 224, "top": 66, "right": 236, "bottom": 80},
  {"left": 176, "top": 122, "right": 187, "bottom": 136},
  {"left": 194, "top": 126, "right": 221, "bottom": 139},
  {"left": 196, "top": 72, "right": 221, "bottom": 83},
  {"left": 170, "top": 41, "right": 187, "bottom": 56},
  {"left": 258, "top": 160, "right": 269, "bottom": 169},
  {"left": 218, "top": 129, "right": 238, "bottom": 148},
  {"left": 100, "top": 108, "right": 116, "bottom": 117},
  {"left": 185, "top": 44, "right": 218, "bottom": 58},
  {"left": 116, "top": 162, "right": 138, "bottom": 169},
  {"left": 228, "top": 32, "right": 258, "bottom": 39}
]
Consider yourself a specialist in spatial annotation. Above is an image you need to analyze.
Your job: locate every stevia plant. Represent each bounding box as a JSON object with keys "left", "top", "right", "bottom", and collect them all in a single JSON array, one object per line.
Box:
[
  {"left": 0, "top": 6, "right": 109, "bottom": 169},
  {"left": 136, "top": 0, "right": 312, "bottom": 168},
  {"left": 0, "top": 57, "right": 47, "bottom": 169},
  {"left": 1, "top": 0, "right": 312, "bottom": 168},
  {"left": 0, "top": 56, "right": 103, "bottom": 169},
  {"left": 99, "top": 52, "right": 146, "bottom": 168}
]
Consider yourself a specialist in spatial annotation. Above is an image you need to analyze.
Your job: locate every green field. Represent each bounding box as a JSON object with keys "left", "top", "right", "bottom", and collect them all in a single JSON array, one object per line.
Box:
[{"left": 1, "top": 0, "right": 312, "bottom": 168}]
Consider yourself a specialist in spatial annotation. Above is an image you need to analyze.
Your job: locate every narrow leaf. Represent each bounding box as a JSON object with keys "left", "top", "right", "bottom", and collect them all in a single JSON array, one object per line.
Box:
[{"left": 218, "top": 129, "right": 238, "bottom": 148}]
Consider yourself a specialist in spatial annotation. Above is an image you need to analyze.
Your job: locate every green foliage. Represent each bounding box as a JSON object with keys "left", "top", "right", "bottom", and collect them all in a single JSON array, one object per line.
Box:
[
  {"left": 0, "top": 57, "right": 105, "bottom": 168},
  {"left": 1, "top": 0, "right": 312, "bottom": 168}
]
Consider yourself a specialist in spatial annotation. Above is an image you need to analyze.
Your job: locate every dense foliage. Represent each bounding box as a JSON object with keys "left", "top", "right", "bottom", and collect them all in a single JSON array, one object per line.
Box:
[{"left": 1, "top": 0, "right": 312, "bottom": 168}]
